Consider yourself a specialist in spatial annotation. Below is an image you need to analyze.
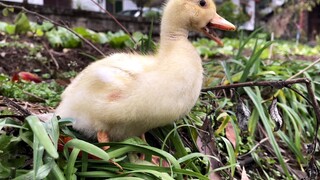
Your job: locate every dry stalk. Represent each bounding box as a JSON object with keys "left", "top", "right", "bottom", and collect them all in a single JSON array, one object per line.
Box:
[
  {"left": 42, "top": 42, "right": 59, "bottom": 70},
  {"left": 288, "top": 57, "right": 320, "bottom": 80},
  {"left": 89, "top": 0, "right": 136, "bottom": 44}
]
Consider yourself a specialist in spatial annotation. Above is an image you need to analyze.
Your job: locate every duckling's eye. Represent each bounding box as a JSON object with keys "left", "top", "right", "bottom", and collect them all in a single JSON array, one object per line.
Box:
[{"left": 199, "top": 0, "right": 206, "bottom": 7}]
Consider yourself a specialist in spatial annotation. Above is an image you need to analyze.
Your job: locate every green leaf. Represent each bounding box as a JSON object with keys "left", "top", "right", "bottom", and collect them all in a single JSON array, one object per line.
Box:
[
  {"left": 63, "top": 139, "right": 110, "bottom": 161},
  {"left": 14, "top": 12, "right": 31, "bottom": 34},
  {"left": 46, "top": 27, "right": 81, "bottom": 48},
  {"left": 41, "top": 21, "right": 54, "bottom": 31},
  {"left": 35, "top": 29, "right": 44, "bottom": 36},
  {"left": 239, "top": 40, "right": 273, "bottom": 82},
  {"left": 0, "top": 22, "right": 8, "bottom": 32},
  {"left": 0, "top": 163, "right": 10, "bottom": 179},
  {"left": 66, "top": 148, "right": 80, "bottom": 180},
  {"left": 26, "top": 115, "right": 59, "bottom": 159},
  {"left": 33, "top": 134, "right": 44, "bottom": 179},
  {"left": 0, "top": 134, "right": 12, "bottom": 151},
  {"left": 5, "top": 24, "right": 16, "bottom": 35},
  {"left": 2, "top": 7, "right": 14, "bottom": 16},
  {"left": 2, "top": 8, "right": 9, "bottom": 17},
  {"left": 46, "top": 29, "right": 63, "bottom": 48},
  {"left": 35, "top": 159, "right": 55, "bottom": 179},
  {"left": 221, "top": 137, "right": 237, "bottom": 176},
  {"left": 44, "top": 156, "right": 66, "bottom": 180}
]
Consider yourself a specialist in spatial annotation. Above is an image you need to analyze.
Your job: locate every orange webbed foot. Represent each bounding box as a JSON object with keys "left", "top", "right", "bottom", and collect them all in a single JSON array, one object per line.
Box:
[
  {"left": 97, "top": 131, "right": 110, "bottom": 150},
  {"left": 97, "top": 131, "right": 123, "bottom": 170}
]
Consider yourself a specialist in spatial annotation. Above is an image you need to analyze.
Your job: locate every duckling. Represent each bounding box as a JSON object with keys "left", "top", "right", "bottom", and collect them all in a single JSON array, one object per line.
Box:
[{"left": 55, "top": 0, "right": 235, "bottom": 142}]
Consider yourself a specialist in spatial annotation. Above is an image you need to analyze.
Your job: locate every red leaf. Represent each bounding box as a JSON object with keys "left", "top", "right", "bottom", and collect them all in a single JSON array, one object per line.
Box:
[
  {"left": 19, "top": 72, "right": 42, "bottom": 83},
  {"left": 12, "top": 72, "right": 42, "bottom": 83}
]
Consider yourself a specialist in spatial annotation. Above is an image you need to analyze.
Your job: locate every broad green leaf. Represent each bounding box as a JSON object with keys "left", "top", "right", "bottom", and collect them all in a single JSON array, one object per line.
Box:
[
  {"left": 2, "top": 8, "right": 12, "bottom": 17},
  {"left": 5, "top": 24, "right": 15, "bottom": 35},
  {"left": 66, "top": 148, "right": 80, "bottom": 180},
  {"left": 64, "top": 139, "right": 110, "bottom": 161},
  {"left": 14, "top": 12, "right": 31, "bottom": 34},
  {"left": 26, "top": 115, "right": 59, "bottom": 159},
  {"left": 33, "top": 134, "right": 44, "bottom": 179},
  {"left": 2, "top": 9, "right": 8, "bottom": 17},
  {"left": 35, "top": 159, "right": 55, "bottom": 179}
]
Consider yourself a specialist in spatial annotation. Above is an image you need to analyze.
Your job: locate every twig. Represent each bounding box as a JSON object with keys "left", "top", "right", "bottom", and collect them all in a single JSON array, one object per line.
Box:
[
  {"left": 201, "top": 78, "right": 308, "bottom": 91},
  {"left": 3, "top": 97, "right": 31, "bottom": 116},
  {"left": 288, "top": 57, "right": 320, "bottom": 80},
  {"left": 239, "top": 137, "right": 269, "bottom": 158},
  {"left": 89, "top": 0, "right": 136, "bottom": 44},
  {"left": 22, "top": 90, "right": 46, "bottom": 102},
  {"left": 0, "top": 114, "right": 25, "bottom": 120},
  {"left": 0, "top": 2, "right": 106, "bottom": 57},
  {"left": 305, "top": 79, "right": 320, "bottom": 154},
  {"left": 268, "top": 32, "right": 274, "bottom": 60},
  {"left": 43, "top": 42, "right": 59, "bottom": 70}
]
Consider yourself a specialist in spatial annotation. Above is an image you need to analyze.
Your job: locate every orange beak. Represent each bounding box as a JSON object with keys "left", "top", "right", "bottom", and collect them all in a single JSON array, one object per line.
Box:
[{"left": 202, "top": 14, "right": 236, "bottom": 46}]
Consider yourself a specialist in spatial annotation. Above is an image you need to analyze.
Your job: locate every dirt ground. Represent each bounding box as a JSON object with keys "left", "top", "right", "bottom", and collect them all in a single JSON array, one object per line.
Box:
[
  {"left": 0, "top": 34, "right": 126, "bottom": 78},
  {"left": 0, "top": 33, "right": 319, "bottom": 79}
]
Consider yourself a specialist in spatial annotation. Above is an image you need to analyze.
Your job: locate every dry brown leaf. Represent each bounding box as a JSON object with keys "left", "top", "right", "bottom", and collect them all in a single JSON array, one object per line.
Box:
[
  {"left": 226, "top": 121, "right": 236, "bottom": 148},
  {"left": 236, "top": 98, "right": 251, "bottom": 131},
  {"left": 241, "top": 166, "right": 250, "bottom": 180},
  {"left": 268, "top": 97, "right": 283, "bottom": 131},
  {"left": 196, "top": 117, "right": 222, "bottom": 180}
]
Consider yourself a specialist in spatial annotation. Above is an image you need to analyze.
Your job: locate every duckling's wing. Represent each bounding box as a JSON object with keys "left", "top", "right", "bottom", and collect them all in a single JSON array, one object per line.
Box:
[{"left": 60, "top": 53, "right": 154, "bottom": 103}]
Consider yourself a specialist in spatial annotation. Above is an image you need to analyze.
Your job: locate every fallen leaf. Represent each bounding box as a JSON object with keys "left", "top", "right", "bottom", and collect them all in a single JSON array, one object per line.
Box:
[
  {"left": 12, "top": 72, "right": 42, "bottom": 83},
  {"left": 236, "top": 98, "right": 251, "bottom": 131},
  {"left": 196, "top": 117, "right": 222, "bottom": 180},
  {"left": 241, "top": 166, "right": 250, "bottom": 180},
  {"left": 268, "top": 97, "right": 283, "bottom": 131},
  {"left": 226, "top": 121, "right": 236, "bottom": 148}
]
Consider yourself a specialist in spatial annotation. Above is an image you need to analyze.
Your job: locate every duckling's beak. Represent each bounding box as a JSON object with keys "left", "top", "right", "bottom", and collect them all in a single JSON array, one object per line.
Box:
[{"left": 202, "top": 14, "right": 236, "bottom": 46}]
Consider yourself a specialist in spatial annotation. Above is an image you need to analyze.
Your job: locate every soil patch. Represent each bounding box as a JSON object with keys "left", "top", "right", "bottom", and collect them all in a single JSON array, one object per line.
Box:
[
  {"left": 0, "top": 34, "right": 319, "bottom": 78},
  {"left": 0, "top": 34, "right": 126, "bottom": 77}
]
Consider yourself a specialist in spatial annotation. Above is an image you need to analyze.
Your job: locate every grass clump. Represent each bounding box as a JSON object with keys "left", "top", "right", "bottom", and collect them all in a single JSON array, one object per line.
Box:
[{"left": 0, "top": 29, "right": 319, "bottom": 179}]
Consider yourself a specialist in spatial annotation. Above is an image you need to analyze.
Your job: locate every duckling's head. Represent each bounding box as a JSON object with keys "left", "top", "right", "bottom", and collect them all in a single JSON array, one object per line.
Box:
[{"left": 162, "top": 0, "right": 236, "bottom": 46}]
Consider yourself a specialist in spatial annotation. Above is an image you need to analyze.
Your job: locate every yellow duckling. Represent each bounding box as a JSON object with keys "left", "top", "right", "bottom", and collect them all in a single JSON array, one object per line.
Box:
[{"left": 55, "top": 0, "right": 236, "bottom": 142}]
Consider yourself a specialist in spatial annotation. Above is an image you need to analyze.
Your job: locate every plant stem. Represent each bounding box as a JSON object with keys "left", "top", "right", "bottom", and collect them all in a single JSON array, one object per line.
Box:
[
  {"left": 288, "top": 57, "right": 320, "bottom": 80},
  {"left": 202, "top": 78, "right": 308, "bottom": 91},
  {"left": 89, "top": 0, "right": 136, "bottom": 44}
]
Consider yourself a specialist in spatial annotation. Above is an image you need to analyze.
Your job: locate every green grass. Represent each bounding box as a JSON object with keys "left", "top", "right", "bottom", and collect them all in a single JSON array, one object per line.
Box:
[{"left": 0, "top": 28, "right": 319, "bottom": 179}]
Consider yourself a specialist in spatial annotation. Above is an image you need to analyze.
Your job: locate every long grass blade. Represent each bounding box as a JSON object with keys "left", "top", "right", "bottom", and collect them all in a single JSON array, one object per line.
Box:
[
  {"left": 244, "top": 87, "right": 290, "bottom": 177},
  {"left": 66, "top": 148, "right": 80, "bottom": 180},
  {"left": 63, "top": 138, "right": 110, "bottom": 161},
  {"left": 26, "top": 115, "right": 59, "bottom": 159},
  {"left": 221, "top": 137, "right": 236, "bottom": 176}
]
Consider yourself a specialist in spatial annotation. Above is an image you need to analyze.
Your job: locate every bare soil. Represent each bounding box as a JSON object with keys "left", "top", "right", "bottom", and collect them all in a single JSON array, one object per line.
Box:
[
  {"left": 1, "top": 34, "right": 319, "bottom": 79},
  {"left": 0, "top": 34, "right": 124, "bottom": 77}
]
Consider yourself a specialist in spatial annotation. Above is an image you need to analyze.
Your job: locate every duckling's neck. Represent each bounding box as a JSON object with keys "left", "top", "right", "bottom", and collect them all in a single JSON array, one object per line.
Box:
[
  {"left": 160, "top": 28, "right": 188, "bottom": 42},
  {"left": 157, "top": 27, "right": 199, "bottom": 63}
]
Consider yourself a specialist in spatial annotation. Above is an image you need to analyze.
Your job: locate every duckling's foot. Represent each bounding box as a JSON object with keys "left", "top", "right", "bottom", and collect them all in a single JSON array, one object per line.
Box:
[
  {"left": 152, "top": 155, "right": 170, "bottom": 167},
  {"left": 97, "top": 131, "right": 110, "bottom": 150},
  {"left": 97, "top": 131, "right": 123, "bottom": 170}
]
